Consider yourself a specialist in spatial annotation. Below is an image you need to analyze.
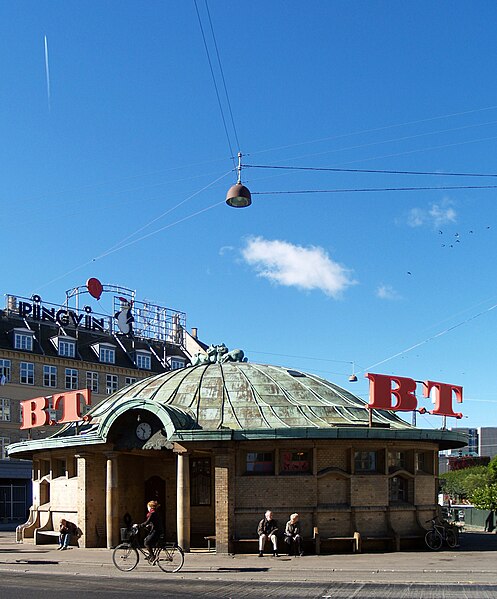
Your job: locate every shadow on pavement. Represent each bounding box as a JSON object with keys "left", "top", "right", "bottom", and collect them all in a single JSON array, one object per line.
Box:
[
  {"left": 458, "top": 531, "right": 497, "bottom": 551},
  {"left": 0, "top": 548, "right": 52, "bottom": 554},
  {"left": 216, "top": 567, "right": 270, "bottom": 572},
  {"left": 14, "top": 560, "right": 60, "bottom": 565}
]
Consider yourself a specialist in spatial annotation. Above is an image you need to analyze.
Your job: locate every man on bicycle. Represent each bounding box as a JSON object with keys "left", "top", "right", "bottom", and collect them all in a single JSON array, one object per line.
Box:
[{"left": 139, "top": 500, "right": 163, "bottom": 559}]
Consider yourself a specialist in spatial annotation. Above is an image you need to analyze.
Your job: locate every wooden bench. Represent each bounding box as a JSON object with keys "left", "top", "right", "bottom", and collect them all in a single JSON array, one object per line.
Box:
[
  {"left": 232, "top": 537, "right": 291, "bottom": 554},
  {"left": 204, "top": 535, "right": 216, "bottom": 552},
  {"left": 313, "top": 527, "right": 361, "bottom": 554}
]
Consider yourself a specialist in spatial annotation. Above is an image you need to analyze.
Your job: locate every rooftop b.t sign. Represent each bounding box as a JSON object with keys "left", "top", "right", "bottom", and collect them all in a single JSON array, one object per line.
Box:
[
  {"left": 20, "top": 389, "right": 91, "bottom": 430},
  {"left": 366, "top": 373, "right": 463, "bottom": 419}
]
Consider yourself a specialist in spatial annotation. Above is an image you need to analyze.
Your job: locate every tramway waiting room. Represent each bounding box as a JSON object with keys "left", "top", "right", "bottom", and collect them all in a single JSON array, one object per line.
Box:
[{"left": 8, "top": 352, "right": 466, "bottom": 554}]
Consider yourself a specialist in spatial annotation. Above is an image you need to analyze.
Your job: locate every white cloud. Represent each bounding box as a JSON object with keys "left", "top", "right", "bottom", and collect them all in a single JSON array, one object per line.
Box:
[
  {"left": 407, "top": 199, "right": 457, "bottom": 228},
  {"left": 376, "top": 284, "right": 401, "bottom": 300},
  {"left": 241, "top": 236, "right": 357, "bottom": 298}
]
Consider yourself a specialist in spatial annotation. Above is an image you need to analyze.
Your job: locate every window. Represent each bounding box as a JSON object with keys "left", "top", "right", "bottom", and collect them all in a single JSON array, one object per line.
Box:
[
  {"left": 136, "top": 353, "right": 151, "bottom": 370},
  {"left": 43, "top": 365, "right": 57, "bottom": 387},
  {"left": 170, "top": 358, "right": 185, "bottom": 370},
  {"left": 0, "top": 398, "right": 11, "bottom": 422},
  {"left": 99, "top": 346, "right": 115, "bottom": 364},
  {"left": 416, "top": 451, "right": 432, "bottom": 473},
  {"left": 20, "top": 362, "right": 34, "bottom": 385},
  {"left": 388, "top": 451, "right": 406, "bottom": 472},
  {"left": 0, "top": 359, "right": 11, "bottom": 383},
  {"left": 354, "top": 451, "right": 377, "bottom": 472},
  {"left": 190, "top": 457, "right": 211, "bottom": 506},
  {"left": 65, "top": 368, "right": 78, "bottom": 390},
  {"left": 106, "top": 374, "right": 118, "bottom": 394},
  {"left": 280, "top": 450, "right": 312, "bottom": 474},
  {"left": 125, "top": 377, "right": 137, "bottom": 386},
  {"left": 389, "top": 476, "right": 409, "bottom": 503},
  {"left": 58, "top": 339, "right": 76, "bottom": 358},
  {"left": 86, "top": 371, "right": 99, "bottom": 393},
  {"left": 14, "top": 332, "right": 33, "bottom": 351},
  {"left": 246, "top": 451, "right": 274, "bottom": 475},
  {"left": 0, "top": 437, "right": 10, "bottom": 459}
]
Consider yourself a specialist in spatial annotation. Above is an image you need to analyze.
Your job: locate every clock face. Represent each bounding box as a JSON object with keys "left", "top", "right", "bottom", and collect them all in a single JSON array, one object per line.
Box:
[{"left": 136, "top": 422, "right": 152, "bottom": 440}]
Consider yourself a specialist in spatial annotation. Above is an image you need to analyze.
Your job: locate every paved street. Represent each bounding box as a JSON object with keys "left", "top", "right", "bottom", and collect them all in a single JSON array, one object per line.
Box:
[
  {"left": 0, "top": 530, "right": 497, "bottom": 597},
  {"left": 1, "top": 572, "right": 497, "bottom": 598}
]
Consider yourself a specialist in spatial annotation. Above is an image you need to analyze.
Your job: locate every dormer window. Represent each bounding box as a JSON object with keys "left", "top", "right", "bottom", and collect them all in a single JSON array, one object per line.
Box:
[
  {"left": 92, "top": 343, "right": 116, "bottom": 364},
  {"left": 135, "top": 350, "right": 151, "bottom": 370},
  {"left": 59, "top": 339, "right": 76, "bottom": 358},
  {"left": 13, "top": 329, "right": 34, "bottom": 352},
  {"left": 50, "top": 336, "right": 76, "bottom": 358},
  {"left": 169, "top": 357, "right": 185, "bottom": 371}
]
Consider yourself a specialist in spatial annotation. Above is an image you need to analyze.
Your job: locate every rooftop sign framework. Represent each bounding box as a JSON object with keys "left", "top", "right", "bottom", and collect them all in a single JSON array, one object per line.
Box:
[{"left": 5, "top": 284, "right": 186, "bottom": 345}]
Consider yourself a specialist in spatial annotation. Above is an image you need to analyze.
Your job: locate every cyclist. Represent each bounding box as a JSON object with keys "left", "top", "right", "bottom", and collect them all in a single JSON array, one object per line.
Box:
[{"left": 138, "top": 500, "right": 163, "bottom": 559}]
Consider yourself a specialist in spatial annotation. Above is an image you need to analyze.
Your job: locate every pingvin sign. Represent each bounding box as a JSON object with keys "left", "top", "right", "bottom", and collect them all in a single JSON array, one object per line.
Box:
[{"left": 16, "top": 295, "right": 106, "bottom": 332}]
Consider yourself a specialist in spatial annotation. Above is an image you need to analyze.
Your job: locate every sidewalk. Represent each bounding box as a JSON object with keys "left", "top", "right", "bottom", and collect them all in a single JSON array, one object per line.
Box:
[{"left": 0, "top": 530, "right": 496, "bottom": 585}]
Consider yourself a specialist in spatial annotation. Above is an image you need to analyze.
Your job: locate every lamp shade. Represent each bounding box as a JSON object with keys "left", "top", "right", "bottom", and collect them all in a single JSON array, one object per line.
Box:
[{"left": 226, "top": 183, "right": 252, "bottom": 208}]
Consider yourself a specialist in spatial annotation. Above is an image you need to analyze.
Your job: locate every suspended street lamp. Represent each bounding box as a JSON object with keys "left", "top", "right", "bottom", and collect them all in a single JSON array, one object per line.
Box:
[{"left": 226, "top": 152, "right": 252, "bottom": 208}]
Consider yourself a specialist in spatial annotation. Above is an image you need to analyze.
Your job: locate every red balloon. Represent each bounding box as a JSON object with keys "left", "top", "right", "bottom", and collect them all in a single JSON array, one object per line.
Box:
[{"left": 86, "top": 278, "right": 103, "bottom": 300}]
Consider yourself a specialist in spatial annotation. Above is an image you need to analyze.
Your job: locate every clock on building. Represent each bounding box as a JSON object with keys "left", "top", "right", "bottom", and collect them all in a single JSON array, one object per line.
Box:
[{"left": 136, "top": 421, "right": 152, "bottom": 441}]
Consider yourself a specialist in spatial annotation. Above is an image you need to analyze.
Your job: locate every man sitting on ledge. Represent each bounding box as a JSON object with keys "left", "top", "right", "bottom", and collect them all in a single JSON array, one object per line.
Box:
[
  {"left": 58, "top": 519, "right": 78, "bottom": 550},
  {"left": 257, "top": 510, "right": 279, "bottom": 557}
]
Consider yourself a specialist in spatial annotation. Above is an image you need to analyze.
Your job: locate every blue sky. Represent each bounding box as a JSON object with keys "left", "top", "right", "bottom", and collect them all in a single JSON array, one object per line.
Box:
[{"left": 2, "top": 1, "right": 497, "bottom": 428}]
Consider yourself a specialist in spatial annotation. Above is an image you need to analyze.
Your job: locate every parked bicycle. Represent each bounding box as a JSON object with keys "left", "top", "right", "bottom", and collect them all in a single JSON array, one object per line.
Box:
[
  {"left": 112, "top": 525, "right": 184, "bottom": 572},
  {"left": 424, "top": 518, "right": 458, "bottom": 550}
]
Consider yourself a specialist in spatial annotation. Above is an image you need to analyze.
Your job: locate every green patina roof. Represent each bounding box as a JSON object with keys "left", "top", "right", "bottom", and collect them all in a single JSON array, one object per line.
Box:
[{"left": 7, "top": 362, "right": 468, "bottom": 455}]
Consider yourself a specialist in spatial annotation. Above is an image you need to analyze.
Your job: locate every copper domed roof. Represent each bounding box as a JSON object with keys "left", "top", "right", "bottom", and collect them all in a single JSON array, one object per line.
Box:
[{"left": 89, "top": 362, "right": 409, "bottom": 431}]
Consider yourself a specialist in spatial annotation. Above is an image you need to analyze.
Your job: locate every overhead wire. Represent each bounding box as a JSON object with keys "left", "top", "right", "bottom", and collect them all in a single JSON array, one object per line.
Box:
[
  {"left": 204, "top": 0, "right": 241, "bottom": 153},
  {"left": 247, "top": 103, "right": 497, "bottom": 157},
  {"left": 246, "top": 118, "right": 497, "bottom": 166},
  {"left": 244, "top": 164, "right": 497, "bottom": 178},
  {"left": 94, "top": 198, "right": 226, "bottom": 261},
  {"left": 364, "top": 302, "right": 497, "bottom": 372},
  {"left": 194, "top": 0, "right": 237, "bottom": 168},
  {"left": 36, "top": 198, "right": 227, "bottom": 293},
  {"left": 35, "top": 170, "right": 232, "bottom": 292},
  {"left": 15, "top": 107, "right": 497, "bottom": 209},
  {"left": 252, "top": 184, "right": 497, "bottom": 195},
  {"left": 103, "top": 169, "right": 232, "bottom": 254},
  {"left": 315, "top": 133, "right": 497, "bottom": 169}
]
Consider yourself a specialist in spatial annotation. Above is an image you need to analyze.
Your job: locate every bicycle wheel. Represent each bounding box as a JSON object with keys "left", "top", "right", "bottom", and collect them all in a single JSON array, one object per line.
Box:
[
  {"left": 425, "top": 529, "right": 443, "bottom": 550},
  {"left": 445, "top": 528, "right": 458, "bottom": 548},
  {"left": 112, "top": 543, "right": 139, "bottom": 571},
  {"left": 156, "top": 545, "right": 184, "bottom": 573}
]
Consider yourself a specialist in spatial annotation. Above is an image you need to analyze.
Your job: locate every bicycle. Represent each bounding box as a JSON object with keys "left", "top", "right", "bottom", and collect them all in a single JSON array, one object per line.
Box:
[
  {"left": 112, "top": 525, "right": 185, "bottom": 572},
  {"left": 424, "top": 518, "right": 458, "bottom": 550}
]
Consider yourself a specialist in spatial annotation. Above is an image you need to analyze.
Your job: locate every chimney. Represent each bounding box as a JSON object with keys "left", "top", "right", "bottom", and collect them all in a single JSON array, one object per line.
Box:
[{"left": 191, "top": 327, "right": 198, "bottom": 339}]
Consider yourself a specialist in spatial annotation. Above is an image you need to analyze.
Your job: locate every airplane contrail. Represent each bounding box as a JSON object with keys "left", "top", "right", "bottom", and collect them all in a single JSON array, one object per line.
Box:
[{"left": 44, "top": 35, "right": 51, "bottom": 111}]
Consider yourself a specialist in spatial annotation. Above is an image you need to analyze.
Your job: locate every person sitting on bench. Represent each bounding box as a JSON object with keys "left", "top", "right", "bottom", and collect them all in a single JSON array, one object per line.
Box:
[
  {"left": 257, "top": 510, "right": 279, "bottom": 557},
  {"left": 284, "top": 513, "right": 303, "bottom": 556},
  {"left": 58, "top": 519, "right": 78, "bottom": 550}
]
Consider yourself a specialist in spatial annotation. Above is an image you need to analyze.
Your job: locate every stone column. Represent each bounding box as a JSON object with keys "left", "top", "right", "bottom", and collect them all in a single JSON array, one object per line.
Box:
[
  {"left": 214, "top": 449, "right": 235, "bottom": 554},
  {"left": 105, "top": 452, "right": 119, "bottom": 549},
  {"left": 176, "top": 451, "right": 190, "bottom": 552}
]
